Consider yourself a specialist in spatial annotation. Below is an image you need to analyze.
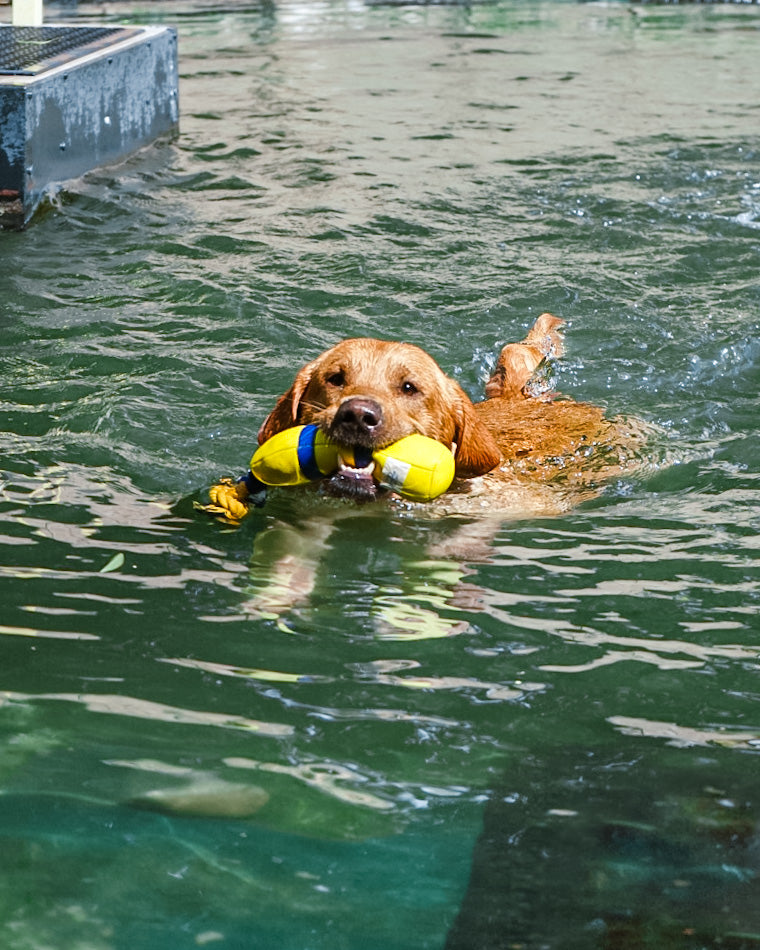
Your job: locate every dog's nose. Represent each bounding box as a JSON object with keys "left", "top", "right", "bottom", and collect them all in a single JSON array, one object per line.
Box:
[{"left": 333, "top": 397, "right": 384, "bottom": 434}]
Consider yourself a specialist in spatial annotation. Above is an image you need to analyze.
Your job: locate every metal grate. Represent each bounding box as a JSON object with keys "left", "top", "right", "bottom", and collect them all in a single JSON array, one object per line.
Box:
[{"left": 0, "top": 25, "right": 140, "bottom": 77}]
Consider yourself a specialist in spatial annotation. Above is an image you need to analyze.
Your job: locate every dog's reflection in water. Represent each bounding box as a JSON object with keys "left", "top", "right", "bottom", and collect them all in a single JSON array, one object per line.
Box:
[
  {"left": 242, "top": 504, "right": 483, "bottom": 639},
  {"left": 242, "top": 496, "right": 544, "bottom": 642}
]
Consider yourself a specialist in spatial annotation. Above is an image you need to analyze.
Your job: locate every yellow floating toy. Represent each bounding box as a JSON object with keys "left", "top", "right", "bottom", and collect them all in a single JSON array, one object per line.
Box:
[
  {"left": 250, "top": 424, "right": 455, "bottom": 502},
  {"left": 250, "top": 424, "right": 341, "bottom": 486},
  {"left": 372, "top": 434, "right": 455, "bottom": 502}
]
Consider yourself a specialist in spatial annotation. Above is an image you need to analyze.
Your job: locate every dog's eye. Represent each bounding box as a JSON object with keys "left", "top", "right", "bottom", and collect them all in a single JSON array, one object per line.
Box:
[
  {"left": 326, "top": 370, "right": 345, "bottom": 387},
  {"left": 401, "top": 380, "right": 419, "bottom": 396}
]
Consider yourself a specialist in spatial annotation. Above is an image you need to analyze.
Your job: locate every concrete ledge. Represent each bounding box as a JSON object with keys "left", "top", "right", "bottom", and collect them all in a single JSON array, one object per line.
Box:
[{"left": 0, "top": 24, "right": 179, "bottom": 228}]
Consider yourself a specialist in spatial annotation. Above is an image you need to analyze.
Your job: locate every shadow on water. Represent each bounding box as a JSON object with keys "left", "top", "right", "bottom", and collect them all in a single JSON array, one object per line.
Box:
[{"left": 447, "top": 740, "right": 760, "bottom": 950}]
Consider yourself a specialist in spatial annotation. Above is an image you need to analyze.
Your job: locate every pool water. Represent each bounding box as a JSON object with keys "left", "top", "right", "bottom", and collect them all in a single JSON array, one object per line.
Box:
[{"left": 1, "top": 0, "right": 760, "bottom": 947}]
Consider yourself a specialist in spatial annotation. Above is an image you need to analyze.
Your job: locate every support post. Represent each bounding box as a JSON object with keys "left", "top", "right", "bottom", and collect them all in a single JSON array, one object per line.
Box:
[{"left": 12, "top": 0, "right": 44, "bottom": 28}]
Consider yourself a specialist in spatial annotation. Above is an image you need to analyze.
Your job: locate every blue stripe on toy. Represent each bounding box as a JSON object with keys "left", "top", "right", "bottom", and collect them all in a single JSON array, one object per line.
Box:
[{"left": 297, "top": 424, "right": 323, "bottom": 481}]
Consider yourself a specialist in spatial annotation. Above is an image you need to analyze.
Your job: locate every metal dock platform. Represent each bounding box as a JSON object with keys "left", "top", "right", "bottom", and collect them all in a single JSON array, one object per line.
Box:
[{"left": 0, "top": 24, "right": 178, "bottom": 228}]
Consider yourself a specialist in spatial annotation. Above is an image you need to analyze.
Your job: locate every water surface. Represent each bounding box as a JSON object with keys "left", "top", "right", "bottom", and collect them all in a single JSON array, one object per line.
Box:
[{"left": 1, "top": 1, "right": 760, "bottom": 947}]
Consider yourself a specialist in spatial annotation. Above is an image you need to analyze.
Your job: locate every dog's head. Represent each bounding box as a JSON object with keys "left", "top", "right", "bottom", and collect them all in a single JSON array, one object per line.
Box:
[{"left": 257, "top": 338, "right": 501, "bottom": 500}]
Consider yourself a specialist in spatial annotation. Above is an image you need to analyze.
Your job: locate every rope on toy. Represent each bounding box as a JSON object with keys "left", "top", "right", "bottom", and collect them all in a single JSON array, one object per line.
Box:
[{"left": 195, "top": 472, "right": 267, "bottom": 524}]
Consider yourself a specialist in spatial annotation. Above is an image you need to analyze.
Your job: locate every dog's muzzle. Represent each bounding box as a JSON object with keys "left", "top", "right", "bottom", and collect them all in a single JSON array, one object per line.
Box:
[{"left": 329, "top": 397, "right": 384, "bottom": 449}]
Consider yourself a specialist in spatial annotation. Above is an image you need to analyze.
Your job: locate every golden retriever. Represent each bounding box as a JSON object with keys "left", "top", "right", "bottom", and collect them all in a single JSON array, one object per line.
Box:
[{"left": 247, "top": 312, "right": 643, "bottom": 515}]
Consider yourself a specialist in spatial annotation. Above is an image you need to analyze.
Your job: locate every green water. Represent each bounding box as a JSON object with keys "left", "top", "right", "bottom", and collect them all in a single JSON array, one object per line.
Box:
[{"left": 2, "top": 0, "right": 760, "bottom": 947}]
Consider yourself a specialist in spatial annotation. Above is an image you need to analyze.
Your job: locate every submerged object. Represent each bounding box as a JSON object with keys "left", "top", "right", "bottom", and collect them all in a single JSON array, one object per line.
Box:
[{"left": 129, "top": 780, "right": 269, "bottom": 818}]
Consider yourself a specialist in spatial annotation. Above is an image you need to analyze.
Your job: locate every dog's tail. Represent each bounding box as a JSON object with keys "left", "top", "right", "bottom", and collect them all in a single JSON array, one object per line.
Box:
[{"left": 485, "top": 312, "right": 565, "bottom": 400}]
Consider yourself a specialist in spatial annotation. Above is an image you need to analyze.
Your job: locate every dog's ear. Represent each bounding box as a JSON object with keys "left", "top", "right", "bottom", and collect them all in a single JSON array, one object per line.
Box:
[
  {"left": 257, "top": 363, "right": 314, "bottom": 444},
  {"left": 449, "top": 382, "right": 501, "bottom": 478}
]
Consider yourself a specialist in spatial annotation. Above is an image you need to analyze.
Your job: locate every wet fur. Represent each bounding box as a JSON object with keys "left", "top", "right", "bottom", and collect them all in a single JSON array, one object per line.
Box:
[{"left": 257, "top": 313, "right": 642, "bottom": 513}]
